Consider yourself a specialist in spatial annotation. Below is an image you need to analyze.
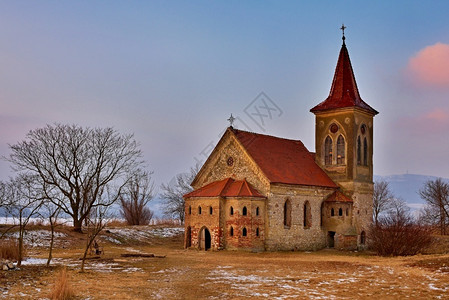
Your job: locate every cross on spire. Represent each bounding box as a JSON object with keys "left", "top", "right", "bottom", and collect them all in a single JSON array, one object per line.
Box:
[
  {"left": 340, "top": 24, "right": 346, "bottom": 44},
  {"left": 227, "top": 114, "right": 235, "bottom": 127}
]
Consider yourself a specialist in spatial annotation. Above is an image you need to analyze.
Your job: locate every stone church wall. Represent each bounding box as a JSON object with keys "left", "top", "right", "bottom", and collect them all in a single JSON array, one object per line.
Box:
[{"left": 265, "top": 184, "right": 333, "bottom": 251}]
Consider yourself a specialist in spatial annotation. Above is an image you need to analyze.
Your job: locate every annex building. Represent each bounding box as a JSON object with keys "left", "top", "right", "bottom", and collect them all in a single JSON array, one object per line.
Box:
[{"left": 184, "top": 34, "right": 378, "bottom": 251}]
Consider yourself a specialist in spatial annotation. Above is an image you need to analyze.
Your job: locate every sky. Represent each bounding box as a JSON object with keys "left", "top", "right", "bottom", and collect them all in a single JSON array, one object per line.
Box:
[{"left": 1, "top": 1, "right": 449, "bottom": 189}]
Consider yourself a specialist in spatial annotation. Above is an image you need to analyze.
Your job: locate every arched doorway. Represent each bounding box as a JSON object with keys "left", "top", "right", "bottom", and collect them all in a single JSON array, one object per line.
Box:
[
  {"left": 199, "top": 227, "right": 211, "bottom": 251},
  {"left": 185, "top": 226, "right": 191, "bottom": 248}
]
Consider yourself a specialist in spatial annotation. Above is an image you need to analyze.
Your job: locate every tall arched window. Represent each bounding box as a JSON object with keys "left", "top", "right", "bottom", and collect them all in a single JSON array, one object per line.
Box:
[
  {"left": 242, "top": 206, "right": 247, "bottom": 216},
  {"left": 188, "top": 206, "right": 192, "bottom": 215},
  {"left": 198, "top": 206, "right": 202, "bottom": 215},
  {"left": 242, "top": 227, "right": 247, "bottom": 237},
  {"left": 230, "top": 206, "right": 234, "bottom": 216},
  {"left": 337, "top": 135, "right": 345, "bottom": 165},
  {"left": 303, "top": 201, "right": 311, "bottom": 228},
  {"left": 284, "top": 199, "right": 292, "bottom": 228},
  {"left": 339, "top": 208, "right": 343, "bottom": 216},
  {"left": 256, "top": 228, "right": 259, "bottom": 237},
  {"left": 331, "top": 208, "right": 335, "bottom": 216},
  {"left": 320, "top": 202, "right": 324, "bottom": 227},
  {"left": 325, "top": 136, "right": 333, "bottom": 165},
  {"left": 209, "top": 206, "right": 213, "bottom": 215},
  {"left": 363, "top": 137, "right": 368, "bottom": 166},
  {"left": 357, "top": 136, "right": 362, "bottom": 165},
  {"left": 256, "top": 207, "right": 259, "bottom": 216},
  {"left": 230, "top": 226, "right": 234, "bottom": 236}
]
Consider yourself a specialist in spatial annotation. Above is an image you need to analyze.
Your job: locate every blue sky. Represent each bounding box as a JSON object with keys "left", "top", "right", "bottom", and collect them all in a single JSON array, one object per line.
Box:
[{"left": 1, "top": 1, "right": 449, "bottom": 187}]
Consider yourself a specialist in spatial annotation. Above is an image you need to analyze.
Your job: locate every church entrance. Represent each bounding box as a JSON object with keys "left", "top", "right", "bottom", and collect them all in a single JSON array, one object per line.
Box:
[
  {"left": 328, "top": 231, "right": 335, "bottom": 248},
  {"left": 199, "top": 227, "right": 211, "bottom": 251}
]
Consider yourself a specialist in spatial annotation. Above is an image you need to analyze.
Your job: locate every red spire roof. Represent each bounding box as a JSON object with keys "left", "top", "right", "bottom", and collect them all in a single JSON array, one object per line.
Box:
[
  {"left": 184, "top": 177, "right": 265, "bottom": 198},
  {"left": 232, "top": 128, "right": 338, "bottom": 188},
  {"left": 310, "top": 42, "right": 378, "bottom": 115}
]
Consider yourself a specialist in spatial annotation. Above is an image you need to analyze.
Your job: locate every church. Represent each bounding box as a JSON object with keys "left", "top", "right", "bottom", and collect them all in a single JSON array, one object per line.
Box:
[{"left": 184, "top": 32, "right": 378, "bottom": 251}]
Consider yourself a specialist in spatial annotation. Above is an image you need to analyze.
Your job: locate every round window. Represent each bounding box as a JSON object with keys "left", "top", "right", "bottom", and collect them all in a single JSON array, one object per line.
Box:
[{"left": 330, "top": 123, "right": 339, "bottom": 133}]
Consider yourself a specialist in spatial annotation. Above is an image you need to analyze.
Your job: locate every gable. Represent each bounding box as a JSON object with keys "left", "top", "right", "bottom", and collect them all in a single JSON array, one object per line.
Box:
[{"left": 192, "top": 129, "right": 271, "bottom": 194}]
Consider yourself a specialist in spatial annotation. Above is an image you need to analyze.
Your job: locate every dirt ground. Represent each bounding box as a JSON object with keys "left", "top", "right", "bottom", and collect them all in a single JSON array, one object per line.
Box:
[{"left": 1, "top": 226, "right": 449, "bottom": 299}]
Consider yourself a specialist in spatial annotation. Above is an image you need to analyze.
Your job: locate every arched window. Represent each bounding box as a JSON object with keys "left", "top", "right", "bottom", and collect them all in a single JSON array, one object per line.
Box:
[
  {"left": 188, "top": 206, "right": 191, "bottom": 215},
  {"left": 357, "top": 136, "right": 362, "bottom": 165},
  {"left": 230, "top": 206, "right": 234, "bottom": 216},
  {"left": 230, "top": 226, "right": 234, "bottom": 236},
  {"left": 256, "top": 207, "right": 259, "bottom": 216},
  {"left": 303, "top": 201, "right": 311, "bottom": 228},
  {"left": 338, "top": 208, "right": 343, "bottom": 216},
  {"left": 209, "top": 206, "right": 213, "bottom": 215},
  {"left": 331, "top": 208, "right": 335, "bottom": 216},
  {"left": 325, "top": 136, "right": 333, "bottom": 165},
  {"left": 242, "top": 206, "right": 247, "bottom": 216},
  {"left": 242, "top": 227, "right": 247, "bottom": 237},
  {"left": 284, "top": 199, "right": 292, "bottom": 228},
  {"left": 320, "top": 202, "right": 324, "bottom": 227},
  {"left": 360, "top": 231, "right": 366, "bottom": 245},
  {"left": 198, "top": 206, "right": 202, "bottom": 215},
  {"left": 363, "top": 137, "right": 368, "bottom": 166},
  {"left": 256, "top": 228, "right": 259, "bottom": 237},
  {"left": 337, "top": 135, "right": 345, "bottom": 165}
]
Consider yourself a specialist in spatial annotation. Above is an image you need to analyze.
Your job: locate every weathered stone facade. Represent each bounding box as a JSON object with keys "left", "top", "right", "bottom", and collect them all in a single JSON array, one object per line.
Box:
[{"left": 184, "top": 38, "right": 377, "bottom": 252}]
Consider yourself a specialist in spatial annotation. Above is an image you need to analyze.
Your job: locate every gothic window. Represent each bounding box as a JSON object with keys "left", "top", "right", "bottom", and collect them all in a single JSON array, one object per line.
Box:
[
  {"left": 256, "top": 207, "right": 260, "bottom": 216},
  {"left": 363, "top": 137, "right": 368, "bottom": 166},
  {"left": 242, "top": 227, "right": 247, "bottom": 237},
  {"left": 357, "top": 136, "right": 362, "bottom": 165},
  {"left": 230, "top": 206, "right": 234, "bottom": 216},
  {"left": 320, "top": 202, "right": 324, "bottom": 227},
  {"left": 256, "top": 227, "right": 260, "bottom": 237},
  {"left": 209, "top": 206, "right": 213, "bottom": 215},
  {"left": 331, "top": 208, "right": 335, "bottom": 216},
  {"left": 230, "top": 226, "right": 234, "bottom": 236},
  {"left": 284, "top": 199, "right": 292, "bottom": 228},
  {"left": 339, "top": 208, "right": 343, "bottom": 216},
  {"left": 337, "top": 135, "right": 345, "bottom": 164},
  {"left": 242, "top": 206, "right": 248, "bottom": 216},
  {"left": 198, "top": 206, "right": 202, "bottom": 215},
  {"left": 303, "top": 201, "right": 311, "bottom": 228},
  {"left": 188, "top": 206, "right": 191, "bottom": 215},
  {"left": 325, "top": 136, "right": 333, "bottom": 165}
]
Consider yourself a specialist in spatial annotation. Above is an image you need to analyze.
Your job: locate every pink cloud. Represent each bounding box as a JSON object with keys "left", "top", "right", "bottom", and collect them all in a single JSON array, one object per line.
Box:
[
  {"left": 407, "top": 43, "right": 449, "bottom": 87},
  {"left": 397, "top": 108, "right": 449, "bottom": 135}
]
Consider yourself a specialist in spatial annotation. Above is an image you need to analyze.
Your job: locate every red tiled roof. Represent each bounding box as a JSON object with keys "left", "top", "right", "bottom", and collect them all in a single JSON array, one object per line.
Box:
[
  {"left": 184, "top": 177, "right": 265, "bottom": 198},
  {"left": 310, "top": 42, "right": 378, "bottom": 115},
  {"left": 324, "top": 191, "right": 353, "bottom": 203},
  {"left": 231, "top": 128, "right": 338, "bottom": 188}
]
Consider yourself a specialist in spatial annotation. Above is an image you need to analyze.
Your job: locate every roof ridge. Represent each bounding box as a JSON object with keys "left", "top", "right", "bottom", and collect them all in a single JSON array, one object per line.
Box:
[{"left": 230, "top": 127, "right": 302, "bottom": 143}]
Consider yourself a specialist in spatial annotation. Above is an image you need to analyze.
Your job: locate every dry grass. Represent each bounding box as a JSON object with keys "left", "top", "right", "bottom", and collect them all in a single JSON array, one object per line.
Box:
[
  {"left": 150, "top": 218, "right": 181, "bottom": 226},
  {"left": 1, "top": 227, "right": 449, "bottom": 299},
  {"left": 0, "top": 239, "right": 23, "bottom": 261},
  {"left": 49, "top": 267, "right": 74, "bottom": 300}
]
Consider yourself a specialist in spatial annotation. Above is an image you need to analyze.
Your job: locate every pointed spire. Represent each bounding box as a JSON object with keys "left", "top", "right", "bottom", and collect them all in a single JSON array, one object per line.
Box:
[{"left": 310, "top": 29, "right": 378, "bottom": 115}]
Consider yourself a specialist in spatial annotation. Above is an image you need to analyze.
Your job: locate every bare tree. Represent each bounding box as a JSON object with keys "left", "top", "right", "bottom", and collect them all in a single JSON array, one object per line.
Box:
[
  {"left": 120, "top": 169, "right": 155, "bottom": 225},
  {"left": 6, "top": 124, "right": 143, "bottom": 232},
  {"left": 373, "top": 180, "right": 394, "bottom": 225},
  {"left": 38, "top": 201, "right": 62, "bottom": 267},
  {"left": 80, "top": 205, "right": 109, "bottom": 272},
  {"left": 419, "top": 178, "right": 449, "bottom": 235},
  {"left": 160, "top": 165, "right": 199, "bottom": 224},
  {"left": 369, "top": 198, "right": 433, "bottom": 256},
  {"left": 2, "top": 175, "right": 44, "bottom": 266}
]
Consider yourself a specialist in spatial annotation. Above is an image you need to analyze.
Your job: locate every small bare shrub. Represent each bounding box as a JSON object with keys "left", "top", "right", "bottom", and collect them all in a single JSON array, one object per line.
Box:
[
  {"left": 369, "top": 199, "right": 433, "bottom": 256},
  {"left": 49, "top": 267, "right": 74, "bottom": 300},
  {"left": 0, "top": 239, "right": 24, "bottom": 261}
]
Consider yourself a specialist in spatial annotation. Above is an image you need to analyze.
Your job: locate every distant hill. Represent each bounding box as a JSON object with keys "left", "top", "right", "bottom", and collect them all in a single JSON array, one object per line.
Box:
[{"left": 374, "top": 174, "right": 449, "bottom": 211}]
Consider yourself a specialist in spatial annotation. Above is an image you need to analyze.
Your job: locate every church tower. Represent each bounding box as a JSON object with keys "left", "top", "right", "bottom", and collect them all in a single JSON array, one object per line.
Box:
[{"left": 310, "top": 27, "right": 378, "bottom": 240}]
